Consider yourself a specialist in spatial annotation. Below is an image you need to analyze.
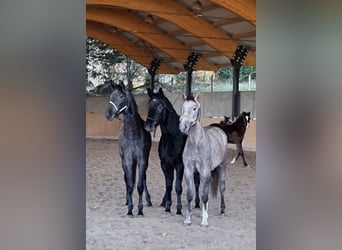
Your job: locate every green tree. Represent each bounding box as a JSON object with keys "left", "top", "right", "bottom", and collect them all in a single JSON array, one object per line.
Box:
[
  {"left": 124, "top": 56, "right": 146, "bottom": 90},
  {"left": 216, "top": 66, "right": 256, "bottom": 82},
  {"left": 86, "top": 36, "right": 124, "bottom": 86},
  {"left": 239, "top": 66, "right": 256, "bottom": 82},
  {"left": 216, "top": 67, "right": 233, "bottom": 81}
]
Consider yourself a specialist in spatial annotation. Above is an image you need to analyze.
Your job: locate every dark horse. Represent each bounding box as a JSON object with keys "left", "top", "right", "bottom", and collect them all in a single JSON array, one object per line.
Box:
[
  {"left": 105, "top": 81, "right": 152, "bottom": 216},
  {"left": 211, "top": 111, "right": 251, "bottom": 167},
  {"left": 144, "top": 88, "right": 200, "bottom": 215}
]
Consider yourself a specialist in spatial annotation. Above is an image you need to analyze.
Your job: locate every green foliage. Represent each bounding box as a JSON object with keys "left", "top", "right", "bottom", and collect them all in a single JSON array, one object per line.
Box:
[
  {"left": 175, "top": 72, "right": 187, "bottom": 84},
  {"left": 216, "top": 66, "right": 256, "bottom": 82},
  {"left": 123, "top": 56, "right": 147, "bottom": 90},
  {"left": 239, "top": 66, "right": 256, "bottom": 81},
  {"left": 216, "top": 67, "right": 233, "bottom": 81},
  {"left": 86, "top": 36, "right": 124, "bottom": 84}
]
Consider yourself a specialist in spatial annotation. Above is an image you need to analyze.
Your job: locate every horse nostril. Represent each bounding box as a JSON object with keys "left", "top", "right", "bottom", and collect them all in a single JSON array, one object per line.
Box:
[{"left": 144, "top": 122, "right": 154, "bottom": 132}]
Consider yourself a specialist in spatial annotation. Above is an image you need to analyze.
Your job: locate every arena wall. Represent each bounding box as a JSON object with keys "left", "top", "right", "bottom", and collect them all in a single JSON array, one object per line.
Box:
[{"left": 86, "top": 91, "right": 256, "bottom": 151}]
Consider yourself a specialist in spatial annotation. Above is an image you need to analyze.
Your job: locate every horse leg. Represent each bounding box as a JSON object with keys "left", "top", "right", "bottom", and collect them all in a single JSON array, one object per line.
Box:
[
  {"left": 194, "top": 171, "right": 200, "bottom": 208},
  {"left": 238, "top": 142, "right": 249, "bottom": 167},
  {"left": 124, "top": 172, "right": 128, "bottom": 206},
  {"left": 218, "top": 165, "right": 226, "bottom": 215},
  {"left": 164, "top": 166, "right": 174, "bottom": 213},
  {"left": 175, "top": 163, "right": 184, "bottom": 215},
  {"left": 137, "top": 162, "right": 146, "bottom": 216},
  {"left": 200, "top": 173, "right": 210, "bottom": 226},
  {"left": 143, "top": 178, "right": 152, "bottom": 207},
  {"left": 160, "top": 164, "right": 168, "bottom": 207},
  {"left": 183, "top": 166, "right": 194, "bottom": 225},
  {"left": 124, "top": 165, "right": 136, "bottom": 217},
  {"left": 230, "top": 143, "right": 240, "bottom": 164}
]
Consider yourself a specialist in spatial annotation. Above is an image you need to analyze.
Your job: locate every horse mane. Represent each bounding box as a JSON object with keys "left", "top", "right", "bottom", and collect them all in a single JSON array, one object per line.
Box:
[
  {"left": 160, "top": 94, "right": 176, "bottom": 113},
  {"left": 125, "top": 89, "right": 139, "bottom": 115},
  {"left": 185, "top": 95, "right": 195, "bottom": 101}
]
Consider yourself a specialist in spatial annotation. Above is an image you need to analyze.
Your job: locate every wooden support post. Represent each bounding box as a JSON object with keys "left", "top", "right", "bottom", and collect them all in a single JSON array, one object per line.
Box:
[
  {"left": 148, "top": 58, "right": 161, "bottom": 92},
  {"left": 230, "top": 45, "right": 248, "bottom": 120},
  {"left": 183, "top": 52, "right": 200, "bottom": 97}
]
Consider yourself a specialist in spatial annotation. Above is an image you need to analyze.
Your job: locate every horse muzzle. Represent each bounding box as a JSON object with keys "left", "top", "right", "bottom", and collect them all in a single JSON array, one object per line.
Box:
[
  {"left": 144, "top": 119, "right": 156, "bottom": 132},
  {"left": 179, "top": 120, "right": 190, "bottom": 135},
  {"left": 105, "top": 107, "right": 119, "bottom": 121}
]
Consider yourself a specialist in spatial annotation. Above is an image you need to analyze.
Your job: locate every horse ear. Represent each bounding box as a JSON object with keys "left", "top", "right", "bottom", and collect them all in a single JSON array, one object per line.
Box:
[
  {"left": 147, "top": 88, "right": 153, "bottom": 97},
  {"left": 158, "top": 87, "right": 164, "bottom": 96},
  {"left": 194, "top": 92, "right": 200, "bottom": 102},
  {"left": 110, "top": 81, "right": 115, "bottom": 90},
  {"left": 182, "top": 92, "right": 187, "bottom": 100},
  {"left": 119, "top": 80, "right": 125, "bottom": 89}
]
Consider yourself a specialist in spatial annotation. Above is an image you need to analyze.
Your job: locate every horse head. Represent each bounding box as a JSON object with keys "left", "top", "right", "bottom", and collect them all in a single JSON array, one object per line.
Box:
[
  {"left": 240, "top": 111, "right": 251, "bottom": 128},
  {"left": 144, "top": 88, "right": 164, "bottom": 132},
  {"left": 105, "top": 80, "right": 129, "bottom": 121},
  {"left": 179, "top": 93, "right": 201, "bottom": 135},
  {"left": 144, "top": 88, "right": 175, "bottom": 132}
]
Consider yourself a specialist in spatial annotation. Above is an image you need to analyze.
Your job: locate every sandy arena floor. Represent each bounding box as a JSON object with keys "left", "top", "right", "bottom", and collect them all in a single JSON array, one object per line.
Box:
[{"left": 86, "top": 138, "right": 255, "bottom": 250}]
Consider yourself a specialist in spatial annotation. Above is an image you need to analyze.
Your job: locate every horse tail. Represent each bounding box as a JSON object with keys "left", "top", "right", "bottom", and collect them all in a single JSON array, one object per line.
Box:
[{"left": 210, "top": 168, "right": 219, "bottom": 199}]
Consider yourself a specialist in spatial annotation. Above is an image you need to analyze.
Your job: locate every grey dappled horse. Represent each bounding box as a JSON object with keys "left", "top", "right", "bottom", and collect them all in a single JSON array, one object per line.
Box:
[{"left": 179, "top": 93, "right": 228, "bottom": 226}]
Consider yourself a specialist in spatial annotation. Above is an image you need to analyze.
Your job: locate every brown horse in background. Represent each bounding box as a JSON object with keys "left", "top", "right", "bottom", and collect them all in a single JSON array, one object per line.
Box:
[{"left": 211, "top": 112, "right": 251, "bottom": 167}]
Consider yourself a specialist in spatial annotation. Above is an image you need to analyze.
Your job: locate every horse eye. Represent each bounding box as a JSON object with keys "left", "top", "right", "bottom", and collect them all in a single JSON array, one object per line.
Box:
[
  {"left": 192, "top": 107, "right": 197, "bottom": 111},
  {"left": 119, "top": 95, "right": 124, "bottom": 99}
]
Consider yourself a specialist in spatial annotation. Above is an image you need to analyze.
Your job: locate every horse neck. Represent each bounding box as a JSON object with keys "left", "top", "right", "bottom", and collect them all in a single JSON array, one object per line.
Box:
[
  {"left": 187, "top": 121, "right": 205, "bottom": 145},
  {"left": 160, "top": 109, "right": 180, "bottom": 135},
  {"left": 235, "top": 116, "right": 247, "bottom": 128},
  {"left": 122, "top": 98, "right": 144, "bottom": 132}
]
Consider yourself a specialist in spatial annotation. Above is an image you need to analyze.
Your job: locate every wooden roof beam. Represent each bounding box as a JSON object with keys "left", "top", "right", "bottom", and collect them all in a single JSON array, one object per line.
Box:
[
  {"left": 87, "top": 7, "right": 218, "bottom": 71},
  {"left": 208, "top": 0, "right": 256, "bottom": 27},
  {"left": 232, "top": 31, "right": 256, "bottom": 39},
  {"left": 86, "top": 22, "right": 178, "bottom": 74},
  {"left": 86, "top": 0, "right": 256, "bottom": 65},
  {"left": 211, "top": 17, "right": 243, "bottom": 27}
]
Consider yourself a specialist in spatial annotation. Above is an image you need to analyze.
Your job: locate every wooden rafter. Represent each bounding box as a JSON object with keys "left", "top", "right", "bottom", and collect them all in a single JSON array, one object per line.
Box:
[
  {"left": 87, "top": 6, "right": 218, "bottom": 71},
  {"left": 208, "top": 0, "right": 256, "bottom": 27},
  {"left": 232, "top": 31, "right": 256, "bottom": 39},
  {"left": 211, "top": 17, "right": 243, "bottom": 27},
  {"left": 86, "top": 0, "right": 256, "bottom": 66},
  {"left": 87, "top": 22, "right": 178, "bottom": 74}
]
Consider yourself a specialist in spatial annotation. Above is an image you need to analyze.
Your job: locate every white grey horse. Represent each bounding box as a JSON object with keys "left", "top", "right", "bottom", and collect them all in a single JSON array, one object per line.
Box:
[{"left": 179, "top": 93, "right": 228, "bottom": 226}]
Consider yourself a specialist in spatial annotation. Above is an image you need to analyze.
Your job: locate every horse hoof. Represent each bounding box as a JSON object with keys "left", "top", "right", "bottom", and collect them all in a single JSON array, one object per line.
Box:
[
  {"left": 195, "top": 204, "right": 200, "bottom": 209},
  {"left": 146, "top": 201, "right": 153, "bottom": 207},
  {"left": 183, "top": 221, "right": 191, "bottom": 226},
  {"left": 137, "top": 213, "right": 144, "bottom": 217},
  {"left": 176, "top": 211, "right": 182, "bottom": 216},
  {"left": 160, "top": 202, "right": 165, "bottom": 207},
  {"left": 126, "top": 214, "right": 134, "bottom": 218},
  {"left": 200, "top": 223, "right": 209, "bottom": 228}
]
